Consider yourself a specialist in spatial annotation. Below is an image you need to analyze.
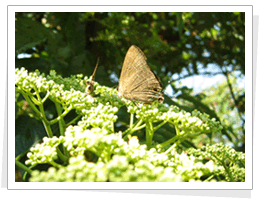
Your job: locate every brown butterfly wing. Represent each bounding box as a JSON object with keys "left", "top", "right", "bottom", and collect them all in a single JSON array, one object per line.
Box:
[{"left": 118, "top": 45, "right": 164, "bottom": 103}]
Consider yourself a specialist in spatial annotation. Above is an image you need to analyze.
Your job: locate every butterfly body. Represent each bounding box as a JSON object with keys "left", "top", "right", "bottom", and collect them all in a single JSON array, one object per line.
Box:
[{"left": 85, "top": 58, "right": 99, "bottom": 95}]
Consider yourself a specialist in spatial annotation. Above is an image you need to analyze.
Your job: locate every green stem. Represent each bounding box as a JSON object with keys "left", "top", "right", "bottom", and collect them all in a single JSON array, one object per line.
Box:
[
  {"left": 16, "top": 150, "right": 28, "bottom": 161},
  {"left": 42, "top": 90, "right": 50, "bottom": 103},
  {"left": 29, "top": 94, "right": 41, "bottom": 105},
  {"left": 159, "top": 134, "right": 181, "bottom": 148},
  {"left": 19, "top": 89, "right": 42, "bottom": 117},
  {"left": 56, "top": 142, "right": 68, "bottom": 163},
  {"left": 54, "top": 102, "right": 70, "bottom": 159},
  {"left": 212, "top": 154, "right": 234, "bottom": 182},
  {"left": 42, "top": 119, "right": 53, "bottom": 138},
  {"left": 123, "top": 119, "right": 144, "bottom": 139},
  {"left": 175, "top": 124, "right": 181, "bottom": 135},
  {"left": 49, "top": 161, "right": 63, "bottom": 168},
  {"left": 22, "top": 164, "right": 37, "bottom": 181},
  {"left": 54, "top": 102, "right": 66, "bottom": 136},
  {"left": 164, "top": 143, "right": 177, "bottom": 154},
  {"left": 145, "top": 120, "right": 154, "bottom": 149},
  {"left": 130, "top": 113, "right": 134, "bottom": 128},
  {"left": 159, "top": 130, "right": 205, "bottom": 149},
  {"left": 33, "top": 85, "right": 43, "bottom": 105},
  {"left": 204, "top": 174, "right": 215, "bottom": 182},
  {"left": 49, "top": 105, "right": 73, "bottom": 125},
  {"left": 225, "top": 168, "right": 234, "bottom": 182},
  {"left": 35, "top": 89, "right": 55, "bottom": 138},
  {"left": 15, "top": 159, "right": 33, "bottom": 174},
  {"left": 154, "top": 120, "right": 167, "bottom": 132},
  {"left": 20, "top": 88, "right": 54, "bottom": 137},
  {"left": 66, "top": 114, "right": 82, "bottom": 126}
]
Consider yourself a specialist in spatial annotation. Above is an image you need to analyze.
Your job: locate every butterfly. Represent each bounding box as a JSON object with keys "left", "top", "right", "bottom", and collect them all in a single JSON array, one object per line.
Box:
[
  {"left": 118, "top": 45, "right": 164, "bottom": 104},
  {"left": 85, "top": 58, "right": 99, "bottom": 95}
]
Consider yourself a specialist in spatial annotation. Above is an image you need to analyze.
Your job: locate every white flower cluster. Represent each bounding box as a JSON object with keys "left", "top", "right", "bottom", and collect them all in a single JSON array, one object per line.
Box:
[
  {"left": 25, "top": 136, "right": 61, "bottom": 165},
  {"left": 80, "top": 103, "right": 118, "bottom": 131}
]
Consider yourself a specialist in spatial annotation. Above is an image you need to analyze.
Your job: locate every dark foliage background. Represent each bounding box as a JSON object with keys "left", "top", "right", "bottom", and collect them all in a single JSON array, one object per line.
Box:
[{"left": 15, "top": 12, "right": 245, "bottom": 162}]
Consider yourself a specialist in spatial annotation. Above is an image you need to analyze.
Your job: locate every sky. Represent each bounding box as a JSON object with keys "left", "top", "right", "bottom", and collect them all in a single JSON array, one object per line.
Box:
[{"left": 165, "top": 62, "right": 245, "bottom": 97}]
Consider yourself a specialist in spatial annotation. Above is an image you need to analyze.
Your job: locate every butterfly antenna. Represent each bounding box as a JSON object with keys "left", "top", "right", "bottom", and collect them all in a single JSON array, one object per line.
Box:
[{"left": 91, "top": 57, "right": 99, "bottom": 81}]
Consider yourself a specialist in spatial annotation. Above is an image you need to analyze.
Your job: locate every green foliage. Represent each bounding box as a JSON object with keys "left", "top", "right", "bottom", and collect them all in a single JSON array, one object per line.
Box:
[
  {"left": 15, "top": 68, "right": 244, "bottom": 182},
  {"left": 15, "top": 12, "right": 245, "bottom": 79},
  {"left": 201, "top": 74, "right": 245, "bottom": 149},
  {"left": 187, "top": 143, "right": 245, "bottom": 182},
  {"left": 15, "top": 13, "right": 245, "bottom": 150},
  {"left": 15, "top": 12, "right": 245, "bottom": 182}
]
